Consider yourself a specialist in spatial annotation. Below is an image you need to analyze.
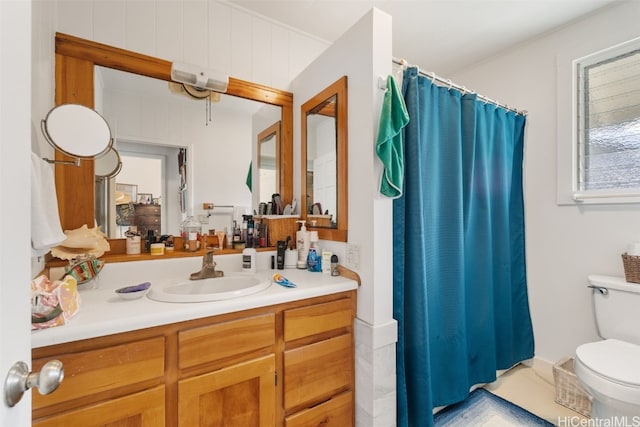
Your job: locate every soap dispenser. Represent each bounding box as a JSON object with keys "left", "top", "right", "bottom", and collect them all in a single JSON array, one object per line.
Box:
[{"left": 296, "top": 220, "right": 309, "bottom": 269}]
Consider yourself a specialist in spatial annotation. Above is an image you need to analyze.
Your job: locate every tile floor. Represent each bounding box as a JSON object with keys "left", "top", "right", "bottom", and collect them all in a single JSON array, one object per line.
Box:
[{"left": 484, "top": 363, "right": 588, "bottom": 425}]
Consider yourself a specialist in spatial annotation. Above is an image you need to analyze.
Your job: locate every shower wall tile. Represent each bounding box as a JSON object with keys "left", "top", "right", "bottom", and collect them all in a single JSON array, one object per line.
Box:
[{"left": 355, "top": 319, "right": 397, "bottom": 426}]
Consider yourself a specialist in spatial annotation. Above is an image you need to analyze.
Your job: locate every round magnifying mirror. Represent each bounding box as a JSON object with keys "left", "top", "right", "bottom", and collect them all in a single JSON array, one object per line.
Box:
[
  {"left": 41, "top": 104, "right": 112, "bottom": 158},
  {"left": 95, "top": 147, "right": 122, "bottom": 179}
]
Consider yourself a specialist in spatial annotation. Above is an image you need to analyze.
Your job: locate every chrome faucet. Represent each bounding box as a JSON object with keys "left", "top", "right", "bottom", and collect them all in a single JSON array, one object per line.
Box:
[{"left": 190, "top": 250, "right": 224, "bottom": 280}]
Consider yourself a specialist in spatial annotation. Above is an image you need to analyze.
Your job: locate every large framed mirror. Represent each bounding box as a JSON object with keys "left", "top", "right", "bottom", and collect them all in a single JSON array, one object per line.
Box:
[
  {"left": 301, "top": 76, "right": 348, "bottom": 242},
  {"left": 54, "top": 33, "right": 293, "bottom": 251}
]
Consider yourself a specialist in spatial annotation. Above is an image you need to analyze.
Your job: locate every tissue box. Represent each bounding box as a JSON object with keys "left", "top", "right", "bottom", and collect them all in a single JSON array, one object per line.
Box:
[{"left": 622, "top": 253, "right": 640, "bottom": 284}]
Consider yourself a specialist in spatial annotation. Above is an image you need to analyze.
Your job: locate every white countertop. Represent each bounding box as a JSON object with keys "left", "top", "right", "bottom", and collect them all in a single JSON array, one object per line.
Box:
[{"left": 32, "top": 254, "right": 358, "bottom": 349}]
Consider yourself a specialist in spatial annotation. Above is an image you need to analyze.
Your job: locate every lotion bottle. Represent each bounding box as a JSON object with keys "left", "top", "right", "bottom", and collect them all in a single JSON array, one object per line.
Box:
[
  {"left": 242, "top": 240, "right": 257, "bottom": 273},
  {"left": 296, "top": 220, "right": 310, "bottom": 269}
]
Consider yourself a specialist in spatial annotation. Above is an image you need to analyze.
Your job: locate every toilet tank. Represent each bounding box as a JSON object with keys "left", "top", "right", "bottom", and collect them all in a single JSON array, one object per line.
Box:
[{"left": 588, "top": 275, "right": 640, "bottom": 345}]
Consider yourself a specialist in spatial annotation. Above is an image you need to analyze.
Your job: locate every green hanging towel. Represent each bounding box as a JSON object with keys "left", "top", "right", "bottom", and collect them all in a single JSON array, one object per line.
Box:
[
  {"left": 246, "top": 161, "right": 252, "bottom": 191},
  {"left": 375, "top": 75, "right": 409, "bottom": 198}
]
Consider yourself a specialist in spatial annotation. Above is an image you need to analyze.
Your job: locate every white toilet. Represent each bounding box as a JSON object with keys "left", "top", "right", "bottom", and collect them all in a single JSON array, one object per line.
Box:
[{"left": 574, "top": 275, "right": 640, "bottom": 418}]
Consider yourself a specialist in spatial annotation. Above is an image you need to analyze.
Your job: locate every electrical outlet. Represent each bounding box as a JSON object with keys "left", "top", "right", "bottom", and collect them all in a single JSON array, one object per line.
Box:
[{"left": 345, "top": 243, "right": 361, "bottom": 270}]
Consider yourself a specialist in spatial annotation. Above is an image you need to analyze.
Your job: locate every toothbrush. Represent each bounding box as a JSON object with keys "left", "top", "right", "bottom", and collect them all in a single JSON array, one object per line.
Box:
[{"left": 273, "top": 273, "right": 296, "bottom": 288}]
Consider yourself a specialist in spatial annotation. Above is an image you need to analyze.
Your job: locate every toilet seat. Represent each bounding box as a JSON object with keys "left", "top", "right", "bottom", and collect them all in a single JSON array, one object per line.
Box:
[
  {"left": 575, "top": 339, "right": 640, "bottom": 405},
  {"left": 576, "top": 339, "right": 640, "bottom": 386}
]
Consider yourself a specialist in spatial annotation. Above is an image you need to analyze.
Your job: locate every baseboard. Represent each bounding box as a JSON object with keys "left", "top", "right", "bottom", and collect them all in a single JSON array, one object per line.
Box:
[{"left": 526, "top": 356, "right": 557, "bottom": 385}]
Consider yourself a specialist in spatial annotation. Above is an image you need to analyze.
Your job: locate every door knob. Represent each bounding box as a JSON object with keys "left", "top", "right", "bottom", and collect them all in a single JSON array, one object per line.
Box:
[{"left": 4, "top": 360, "right": 64, "bottom": 407}]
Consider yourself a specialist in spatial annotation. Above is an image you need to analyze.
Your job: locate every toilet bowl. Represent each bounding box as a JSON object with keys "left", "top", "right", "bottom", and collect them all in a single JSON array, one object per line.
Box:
[
  {"left": 575, "top": 275, "right": 640, "bottom": 418},
  {"left": 574, "top": 339, "right": 640, "bottom": 417}
]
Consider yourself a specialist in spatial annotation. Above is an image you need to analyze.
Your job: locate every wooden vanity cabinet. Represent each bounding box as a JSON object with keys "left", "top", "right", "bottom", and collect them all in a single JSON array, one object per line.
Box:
[{"left": 31, "top": 290, "right": 356, "bottom": 427}]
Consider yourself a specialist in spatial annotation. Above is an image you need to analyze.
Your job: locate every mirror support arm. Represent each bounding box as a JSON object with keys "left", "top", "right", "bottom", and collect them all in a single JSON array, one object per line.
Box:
[{"left": 42, "top": 157, "right": 80, "bottom": 167}]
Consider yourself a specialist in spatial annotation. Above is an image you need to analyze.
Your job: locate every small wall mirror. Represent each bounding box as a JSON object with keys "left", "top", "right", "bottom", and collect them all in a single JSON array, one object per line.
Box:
[
  {"left": 301, "top": 76, "right": 348, "bottom": 241},
  {"left": 94, "top": 147, "right": 122, "bottom": 179},
  {"left": 41, "top": 104, "right": 113, "bottom": 160},
  {"left": 257, "top": 121, "right": 281, "bottom": 205}
]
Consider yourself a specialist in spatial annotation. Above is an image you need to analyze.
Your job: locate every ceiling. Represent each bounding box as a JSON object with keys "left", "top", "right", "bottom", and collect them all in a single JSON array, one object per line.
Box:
[{"left": 228, "top": 0, "right": 619, "bottom": 76}]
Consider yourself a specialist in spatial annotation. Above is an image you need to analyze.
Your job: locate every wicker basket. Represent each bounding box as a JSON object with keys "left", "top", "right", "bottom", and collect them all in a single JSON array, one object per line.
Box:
[
  {"left": 552, "top": 357, "right": 591, "bottom": 417},
  {"left": 622, "top": 253, "right": 640, "bottom": 283}
]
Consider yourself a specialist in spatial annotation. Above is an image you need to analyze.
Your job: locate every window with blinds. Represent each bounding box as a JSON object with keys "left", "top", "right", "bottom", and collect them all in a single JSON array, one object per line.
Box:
[{"left": 575, "top": 38, "right": 640, "bottom": 200}]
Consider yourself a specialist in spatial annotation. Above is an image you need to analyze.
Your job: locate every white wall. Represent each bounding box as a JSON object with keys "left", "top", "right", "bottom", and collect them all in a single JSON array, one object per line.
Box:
[
  {"left": 290, "top": 9, "right": 396, "bottom": 426},
  {"left": 449, "top": 1, "right": 640, "bottom": 365}
]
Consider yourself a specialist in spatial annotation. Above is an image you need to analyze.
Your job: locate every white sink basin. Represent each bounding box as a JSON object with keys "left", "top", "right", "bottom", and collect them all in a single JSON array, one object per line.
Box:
[{"left": 147, "top": 273, "right": 271, "bottom": 303}]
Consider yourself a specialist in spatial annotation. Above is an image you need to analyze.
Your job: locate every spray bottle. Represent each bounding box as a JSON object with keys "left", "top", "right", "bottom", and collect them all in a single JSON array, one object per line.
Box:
[{"left": 296, "top": 220, "right": 310, "bottom": 269}]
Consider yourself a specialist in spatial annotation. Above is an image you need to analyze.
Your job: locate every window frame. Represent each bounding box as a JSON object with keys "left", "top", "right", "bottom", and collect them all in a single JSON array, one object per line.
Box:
[{"left": 570, "top": 36, "right": 640, "bottom": 204}]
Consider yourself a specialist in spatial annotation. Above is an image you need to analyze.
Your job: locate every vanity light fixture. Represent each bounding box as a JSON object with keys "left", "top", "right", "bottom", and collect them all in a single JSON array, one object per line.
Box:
[{"left": 170, "top": 61, "right": 229, "bottom": 93}]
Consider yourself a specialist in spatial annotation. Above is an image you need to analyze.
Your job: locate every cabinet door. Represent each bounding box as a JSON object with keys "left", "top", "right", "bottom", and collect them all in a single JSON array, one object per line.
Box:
[
  {"left": 33, "top": 385, "right": 165, "bottom": 427},
  {"left": 178, "top": 354, "right": 275, "bottom": 427}
]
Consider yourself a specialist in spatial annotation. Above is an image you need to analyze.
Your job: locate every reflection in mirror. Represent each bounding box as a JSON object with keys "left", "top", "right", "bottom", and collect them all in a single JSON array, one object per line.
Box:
[
  {"left": 94, "top": 66, "right": 281, "bottom": 238},
  {"left": 306, "top": 97, "right": 337, "bottom": 226},
  {"left": 301, "top": 76, "right": 348, "bottom": 242},
  {"left": 257, "top": 122, "right": 281, "bottom": 207}
]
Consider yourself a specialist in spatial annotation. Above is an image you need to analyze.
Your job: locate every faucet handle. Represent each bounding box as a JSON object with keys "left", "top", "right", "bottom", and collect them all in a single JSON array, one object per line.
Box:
[{"left": 203, "top": 250, "right": 216, "bottom": 268}]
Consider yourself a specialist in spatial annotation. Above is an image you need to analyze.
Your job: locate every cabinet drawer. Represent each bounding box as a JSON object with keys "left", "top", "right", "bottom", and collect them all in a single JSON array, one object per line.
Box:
[
  {"left": 285, "top": 390, "right": 353, "bottom": 427},
  {"left": 284, "top": 334, "right": 352, "bottom": 410},
  {"left": 284, "top": 298, "right": 352, "bottom": 342},
  {"left": 32, "top": 337, "right": 164, "bottom": 411},
  {"left": 33, "top": 385, "right": 165, "bottom": 427},
  {"left": 179, "top": 313, "right": 275, "bottom": 370},
  {"left": 135, "top": 204, "right": 161, "bottom": 215},
  {"left": 136, "top": 216, "right": 160, "bottom": 225}
]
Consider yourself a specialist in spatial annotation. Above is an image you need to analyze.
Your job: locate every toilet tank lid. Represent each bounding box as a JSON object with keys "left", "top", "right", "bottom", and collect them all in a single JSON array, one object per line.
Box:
[
  {"left": 588, "top": 274, "right": 640, "bottom": 293},
  {"left": 576, "top": 339, "right": 640, "bottom": 386}
]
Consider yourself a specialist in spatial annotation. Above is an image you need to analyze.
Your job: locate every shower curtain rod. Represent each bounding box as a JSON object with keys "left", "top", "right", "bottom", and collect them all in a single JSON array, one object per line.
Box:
[{"left": 392, "top": 58, "right": 527, "bottom": 116}]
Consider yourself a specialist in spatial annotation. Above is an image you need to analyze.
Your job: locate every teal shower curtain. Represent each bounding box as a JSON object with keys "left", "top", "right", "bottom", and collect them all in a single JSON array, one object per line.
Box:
[{"left": 393, "top": 68, "right": 534, "bottom": 426}]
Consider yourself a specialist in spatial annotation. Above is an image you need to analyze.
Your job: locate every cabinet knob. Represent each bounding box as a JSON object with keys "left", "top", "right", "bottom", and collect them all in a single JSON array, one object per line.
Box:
[{"left": 4, "top": 360, "right": 64, "bottom": 407}]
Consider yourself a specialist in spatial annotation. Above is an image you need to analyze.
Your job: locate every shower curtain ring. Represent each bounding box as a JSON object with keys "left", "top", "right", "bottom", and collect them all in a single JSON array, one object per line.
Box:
[
  {"left": 430, "top": 72, "right": 436, "bottom": 83},
  {"left": 447, "top": 80, "right": 453, "bottom": 90}
]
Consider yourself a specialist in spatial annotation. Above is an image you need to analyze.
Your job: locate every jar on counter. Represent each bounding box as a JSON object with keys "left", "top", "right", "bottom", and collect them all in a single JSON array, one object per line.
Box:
[{"left": 180, "top": 216, "right": 202, "bottom": 252}]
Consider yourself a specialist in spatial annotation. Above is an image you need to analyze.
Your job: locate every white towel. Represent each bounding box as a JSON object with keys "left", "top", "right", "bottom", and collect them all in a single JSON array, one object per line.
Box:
[{"left": 31, "top": 152, "right": 66, "bottom": 256}]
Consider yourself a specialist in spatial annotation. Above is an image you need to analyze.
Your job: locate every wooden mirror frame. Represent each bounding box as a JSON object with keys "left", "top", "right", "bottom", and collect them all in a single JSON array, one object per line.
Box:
[
  {"left": 300, "top": 76, "right": 348, "bottom": 242},
  {"left": 54, "top": 32, "right": 293, "bottom": 234}
]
